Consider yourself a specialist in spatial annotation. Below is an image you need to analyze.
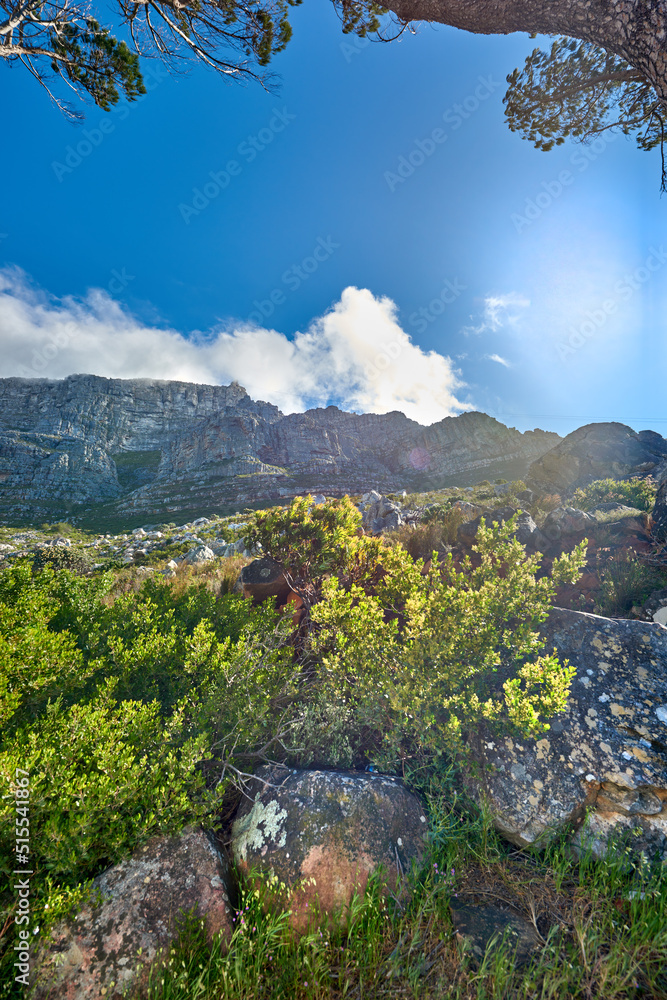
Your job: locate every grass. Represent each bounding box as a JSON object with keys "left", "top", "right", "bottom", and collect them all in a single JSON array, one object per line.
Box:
[
  {"left": 593, "top": 551, "right": 667, "bottom": 617},
  {"left": 139, "top": 777, "right": 667, "bottom": 1000}
]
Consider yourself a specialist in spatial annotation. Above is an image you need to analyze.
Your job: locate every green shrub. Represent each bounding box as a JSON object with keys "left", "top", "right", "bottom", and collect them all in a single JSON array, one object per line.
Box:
[
  {"left": 572, "top": 477, "right": 656, "bottom": 512},
  {"left": 244, "top": 496, "right": 386, "bottom": 607},
  {"left": 31, "top": 545, "right": 91, "bottom": 574},
  {"left": 0, "top": 563, "right": 92, "bottom": 730},
  {"left": 0, "top": 564, "right": 297, "bottom": 990},
  {"left": 307, "top": 517, "right": 585, "bottom": 769},
  {"left": 243, "top": 500, "right": 586, "bottom": 773}
]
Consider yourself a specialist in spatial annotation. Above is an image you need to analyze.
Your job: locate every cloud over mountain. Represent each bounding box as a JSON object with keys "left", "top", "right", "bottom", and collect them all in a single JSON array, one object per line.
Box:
[{"left": 0, "top": 270, "right": 468, "bottom": 424}]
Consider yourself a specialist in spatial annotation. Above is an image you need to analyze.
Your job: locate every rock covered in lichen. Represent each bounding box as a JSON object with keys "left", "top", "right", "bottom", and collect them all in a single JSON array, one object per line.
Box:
[
  {"left": 32, "top": 827, "right": 233, "bottom": 1000},
  {"left": 463, "top": 608, "right": 667, "bottom": 863},
  {"left": 231, "top": 767, "right": 428, "bottom": 932}
]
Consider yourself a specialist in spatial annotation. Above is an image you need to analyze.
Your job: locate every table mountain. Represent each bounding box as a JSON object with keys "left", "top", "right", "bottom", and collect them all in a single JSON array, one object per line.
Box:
[{"left": 0, "top": 374, "right": 560, "bottom": 524}]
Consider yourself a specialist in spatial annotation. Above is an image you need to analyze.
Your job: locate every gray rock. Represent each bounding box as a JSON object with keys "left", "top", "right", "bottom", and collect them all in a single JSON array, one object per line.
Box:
[
  {"left": 542, "top": 506, "right": 595, "bottom": 542},
  {"left": 183, "top": 544, "right": 215, "bottom": 565},
  {"left": 514, "top": 511, "right": 549, "bottom": 552},
  {"left": 231, "top": 766, "right": 428, "bottom": 932},
  {"left": 462, "top": 608, "right": 667, "bottom": 864},
  {"left": 362, "top": 494, "right": 405, "bottom": 534},
  {"left": 32, "top": 827, "right": 233, "bottom": 1000}
]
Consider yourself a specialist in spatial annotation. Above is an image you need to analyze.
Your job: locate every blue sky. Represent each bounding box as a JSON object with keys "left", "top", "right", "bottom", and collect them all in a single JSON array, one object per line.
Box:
[{"left": 1, "top": 3, "right": 665, "bottom": 435}]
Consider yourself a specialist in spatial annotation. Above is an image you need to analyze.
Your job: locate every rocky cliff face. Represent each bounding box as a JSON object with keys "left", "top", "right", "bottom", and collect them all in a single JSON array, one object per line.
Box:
[{"left": 0, "top": 375, "right": 560, "bottom": 522}]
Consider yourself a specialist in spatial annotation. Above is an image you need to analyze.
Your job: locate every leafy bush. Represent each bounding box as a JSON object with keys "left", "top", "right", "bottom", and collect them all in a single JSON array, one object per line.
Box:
[
  {"left": 249, "top": 501, "right": 586, "bottom": 771},
  {"left": 244, "top": 496, "right": 386, "bottom": 608},
  {"left": 31, "top": 544, "right": 91, "bottom": 574},
  {"left": 0, "top": 559, "right": 299, "bottom": 990},
  {"left": 572, "top": 477, "right": 656, "bottom": 512},
  {"left": 0, "top": 563, "right": 91, "bottom": 730}
]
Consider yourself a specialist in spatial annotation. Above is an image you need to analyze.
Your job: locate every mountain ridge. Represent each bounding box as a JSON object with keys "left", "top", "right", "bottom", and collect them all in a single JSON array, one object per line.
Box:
[{"left": 0, "top": 374, "right": 561, "bottom": 524}]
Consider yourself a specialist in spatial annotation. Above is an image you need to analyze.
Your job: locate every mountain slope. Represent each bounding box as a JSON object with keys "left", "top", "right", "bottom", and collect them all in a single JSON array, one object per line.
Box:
[{"left": 0, "top": 375, "right": 561, "bottom": 524}]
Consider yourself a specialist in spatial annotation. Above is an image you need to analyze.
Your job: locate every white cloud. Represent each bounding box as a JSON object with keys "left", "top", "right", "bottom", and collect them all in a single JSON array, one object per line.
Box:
[
  {"left": 0, "top": 270, "right": 470, "bottom": 425},
  {"left": 484, "top": 353, "right": 511, "bottom": 368},
  {"left": 464, "top": 292, "right": 530, "bottom": 336}
]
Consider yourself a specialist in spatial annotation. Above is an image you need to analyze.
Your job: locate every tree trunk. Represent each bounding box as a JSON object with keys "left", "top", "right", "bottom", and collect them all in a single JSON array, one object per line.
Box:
[{"left": 385, "top": 0, "right": 667, "bottom": 104}]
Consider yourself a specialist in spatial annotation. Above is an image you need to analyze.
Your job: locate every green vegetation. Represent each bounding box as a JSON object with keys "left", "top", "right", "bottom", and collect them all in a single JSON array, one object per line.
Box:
[
  {"left": 572, "top": 477, "right": 656, "bottom": 513},
  {"left": 4, "top": 494, "right": 665, "bottom": 999}
]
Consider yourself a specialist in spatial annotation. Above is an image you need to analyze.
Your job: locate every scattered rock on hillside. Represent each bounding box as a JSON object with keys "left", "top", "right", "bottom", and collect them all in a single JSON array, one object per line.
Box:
[
  {"left": 231, "top": 767, "right": 428, "bottom": 932},
  {"left": 32, "top": 827, "right": 233, "bottom": 1000},
  {"left": 462, "top": 608, "right": 667, "bottom": 864}
]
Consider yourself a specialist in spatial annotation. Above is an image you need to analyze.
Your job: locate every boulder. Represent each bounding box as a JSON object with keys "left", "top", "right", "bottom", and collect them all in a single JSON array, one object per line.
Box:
[
  {"left": 462, "top": 608, "right": 667, "bottom": 864},
  {"left": 231, "top": 767, "right": 428, "bottom": 932},
  {"left": 361, "top": 494, "right": 405, "bottom": 534},
  {"left": 541, "top": 506, "right": 595, "bottom": 542},
  {"left": 183, "top": 544, "right": 215, "bottom": 565},
  {"left": 513, "top": 511, "right": 549, "bottom": 552},
  {"left": 528, "top": 422, "right": 667, "bottom": 491},
  {"left": 32, "top": 827, "right": 233, "bottom": 1000},
  {"left": 239, "top": 557, "right": 292, "bottom": 604},
  {"left": 451, "top": 500, "right": 483, "bottom": 519}
]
